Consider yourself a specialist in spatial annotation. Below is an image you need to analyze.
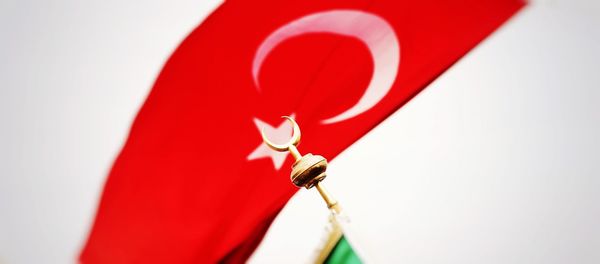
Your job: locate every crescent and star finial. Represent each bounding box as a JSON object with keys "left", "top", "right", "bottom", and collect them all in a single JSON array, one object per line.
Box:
[
  {"left": 261, "top": 116, "right": 302, "bottom": 160},
  {"left": 260, "top": 116, "right": 339, "bottom": 211}
]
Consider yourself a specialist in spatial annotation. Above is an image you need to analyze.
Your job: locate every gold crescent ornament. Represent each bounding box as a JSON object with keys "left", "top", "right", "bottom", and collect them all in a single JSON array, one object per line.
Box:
[
  {"left": 261, "top": 116, "right": 339, "bottom": 212},
  {"left": 261, "top": 116, "right": 302, "bottom": 160}
]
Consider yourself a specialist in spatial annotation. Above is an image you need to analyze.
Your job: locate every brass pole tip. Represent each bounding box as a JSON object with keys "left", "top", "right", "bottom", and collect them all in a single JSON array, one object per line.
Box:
[{"left": 291, "top": 153, "right": 328, "bottom": 189}]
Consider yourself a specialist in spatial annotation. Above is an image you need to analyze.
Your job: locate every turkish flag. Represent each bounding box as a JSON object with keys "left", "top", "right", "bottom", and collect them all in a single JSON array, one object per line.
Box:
[{"left": 80, "top": 0, "right": 524, "bottom": 263}]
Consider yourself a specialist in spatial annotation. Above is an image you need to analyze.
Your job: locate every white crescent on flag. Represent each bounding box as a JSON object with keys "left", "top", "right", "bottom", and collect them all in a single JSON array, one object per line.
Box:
[{"left": 252, "top": 10, "right": 400, "bottom": 124}]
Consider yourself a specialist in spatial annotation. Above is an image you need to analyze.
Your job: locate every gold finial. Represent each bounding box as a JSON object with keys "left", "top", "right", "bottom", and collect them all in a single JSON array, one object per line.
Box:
[
  {"left": 262, "top": 116, "right": 339, "bottom": 213},
  {"left": 261, "top": 116, "right": 302, "bottom": 160}
]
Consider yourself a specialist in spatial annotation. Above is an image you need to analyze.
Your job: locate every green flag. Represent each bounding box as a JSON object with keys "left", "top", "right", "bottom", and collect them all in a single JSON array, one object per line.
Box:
[
  {"left": 324, "top": 236, "right": 362, "bottom": 264},
  {"left": 316, "top": 215, "right": 362, "bottom": 264}
]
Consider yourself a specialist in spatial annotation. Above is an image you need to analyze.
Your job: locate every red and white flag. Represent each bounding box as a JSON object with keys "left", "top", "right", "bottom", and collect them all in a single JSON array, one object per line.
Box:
[{"left": 81, "top": 0, "right": 524, "bottom": 262}]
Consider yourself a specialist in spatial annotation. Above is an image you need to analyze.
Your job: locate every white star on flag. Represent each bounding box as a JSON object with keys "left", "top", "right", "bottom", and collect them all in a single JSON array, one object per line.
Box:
[{"left": 247, "top": 114, "right": 296, "bottom": 170}]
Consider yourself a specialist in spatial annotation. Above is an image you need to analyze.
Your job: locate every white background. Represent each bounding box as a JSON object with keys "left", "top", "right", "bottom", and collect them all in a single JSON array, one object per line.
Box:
[{"left": 1, "top": 0, "right": 599, "bottom": 263}]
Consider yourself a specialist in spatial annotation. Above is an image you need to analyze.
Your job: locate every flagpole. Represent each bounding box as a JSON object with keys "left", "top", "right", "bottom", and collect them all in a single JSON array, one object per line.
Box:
[
  {"left": 315, "top": 182, "right": 340, "bottom": 213},
  {"left": 263, "top": 116, "right": 360, "bottom": 263}
]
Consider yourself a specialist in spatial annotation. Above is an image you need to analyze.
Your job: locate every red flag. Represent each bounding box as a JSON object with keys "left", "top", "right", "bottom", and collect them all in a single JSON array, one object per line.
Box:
[{"left": 81, "top": 0, "right": 524, "bottom": 262}]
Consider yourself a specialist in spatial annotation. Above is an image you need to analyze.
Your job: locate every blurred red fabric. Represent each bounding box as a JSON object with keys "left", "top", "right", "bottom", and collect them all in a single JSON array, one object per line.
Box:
[{"left": 80, "top": 0, "right": 524, "bottom": 262}]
